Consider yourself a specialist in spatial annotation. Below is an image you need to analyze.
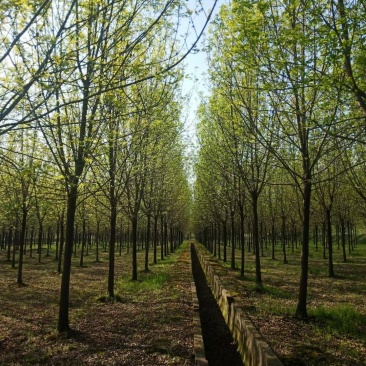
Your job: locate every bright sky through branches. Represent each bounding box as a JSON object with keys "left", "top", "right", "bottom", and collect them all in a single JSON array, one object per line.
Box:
[{"left": 181, "top": 0, "right": 225, "bottom": 176}]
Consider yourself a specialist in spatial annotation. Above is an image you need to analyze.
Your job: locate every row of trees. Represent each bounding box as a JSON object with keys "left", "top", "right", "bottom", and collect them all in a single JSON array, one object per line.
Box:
[
  {"left": 193, "top": 0, "right": 366, "bottom": 320},
  {"left": 0, "top": 0, "right": 218, "bottom": 334}
]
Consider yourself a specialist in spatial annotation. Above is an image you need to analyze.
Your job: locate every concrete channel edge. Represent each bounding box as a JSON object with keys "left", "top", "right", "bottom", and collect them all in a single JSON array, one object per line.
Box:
[
  {"left": 191, "top": 281, "right": 208, "bottom": 366},
  {"left": 193, "top": 244, "right": 284, "bottom": 366}
]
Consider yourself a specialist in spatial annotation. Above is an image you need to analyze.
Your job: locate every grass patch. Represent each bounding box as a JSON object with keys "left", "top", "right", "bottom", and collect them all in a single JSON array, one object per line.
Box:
[
  {"left": 263, "top": 285, "right": 292, "bottom": 299},
  {"left": 310, "top": 304, "right": 366, "bottom": 340},
  {"left": 257, "top": 296, "right": 295, "bottom": 316},
  {"left": 117, "top": 272, "right": 170, "bottom": 293}
]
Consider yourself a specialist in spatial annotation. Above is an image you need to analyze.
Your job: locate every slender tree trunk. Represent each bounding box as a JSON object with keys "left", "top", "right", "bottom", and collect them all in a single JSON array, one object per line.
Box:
[
  {"left": 132, "top": 215, "right": 138, "bottom": 281},
  {"left": 322, "top": 221, "right": 327, "bottom": 259},
  {"left": 223, "top": 220, "right": 227, "bottom": 263},
  {"left": 295, "top": 179, "right": 311, "bottom": 319},
  {"left": 58, "top": 186, "right": 78, "bottom": 333},
  {"left": 169, "top": 223, "right": 173, "bottom": 253},
  {"left": 95, "top": 220, "right": 100, "bottom": 263},
  {"left": 271, "top": 219, "right": 276, "bottom": 260},
  {"left": 80, "top": 219, "right": 86, "bottom": 267},
  {"left": 340, "top": 218, "right": 347, "bottom": 262},
  {"left": 160, "top": 215, "right": 164, "bottom": 260},
  {"left": 153, "top": 215, "right": 158, "bottom": 264},
  {"left": 217, "top": 223, "right": 221, "bottom": 260},
  {"left": 282, "top": 215, "right": 288, "bottom": 264},
  {"left": 239, "top": 204, "right": 245, "bottom": 278},
  {"left": 231, "top": 210, "right": 235, "bottom": 270},
  {"left": 164, "top": 219, "right": 168, "bottom": 257},
  {"left": 326, "top": 208, "right": 335, "bottom": 278},
  {"left": 29, "top": 227, "right": 34, "bottom": 258},
  {"left": 55, "top": 219, "right": 60, "bottom": 261},
  {"left": 17, "top": 207, "right": 27, "bottom": 285},
  {"left": 145, "top": 213, "right": 151, "bottom": 271},
  {"left": 252, "top": 192, "right": 262, "bottom": 289},
  {"left": 46, "top": 227, "right": 52, "bottom": 257},
  {"left": 7, "top": 228, "right": 12, "bottom": 262},
  {"left": 213, "top": 223, "right": 217, "bottom": 257},
  {"left": 58, "top": 211, "right": 65, "bottom": 274},
  {"left": 38, "top": 225, "right": 43, "bottom": 264},
  {"left": 315, "top": 224, "right": 318, "bottom": 251},
  {"left": 108, "top": 204, "right": 117, "bottom": 297},
  {"left": 12, "top": 230, "right": 18, "bottom": 269},
  {"left": 347, "top": 221, "right": 352, "bottom": 253}
]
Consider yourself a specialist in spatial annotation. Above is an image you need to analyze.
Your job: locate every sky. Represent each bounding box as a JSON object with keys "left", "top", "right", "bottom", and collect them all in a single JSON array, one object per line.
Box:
[{"left": 181, "top": 0, "right": 226, "bottom": 147}]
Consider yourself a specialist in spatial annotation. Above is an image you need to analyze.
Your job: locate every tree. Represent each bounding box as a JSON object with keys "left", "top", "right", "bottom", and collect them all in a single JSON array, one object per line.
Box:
[{"left": 211, "top": 0, "right": 350, "bottom": 318}]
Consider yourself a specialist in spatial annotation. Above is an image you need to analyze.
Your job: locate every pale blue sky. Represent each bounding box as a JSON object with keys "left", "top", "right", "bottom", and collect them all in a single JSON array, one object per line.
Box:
[{"left": 181, "top": 0, "right": 225, "bottom": 143}]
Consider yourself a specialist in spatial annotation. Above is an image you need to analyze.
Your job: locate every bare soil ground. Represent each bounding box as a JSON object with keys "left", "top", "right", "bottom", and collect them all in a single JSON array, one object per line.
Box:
[
  {"left": 196, "top": 241, "right": 366, "bottom": 366},
  {"left": 0, "top": 245, "right": 195, "bottom": 365}
]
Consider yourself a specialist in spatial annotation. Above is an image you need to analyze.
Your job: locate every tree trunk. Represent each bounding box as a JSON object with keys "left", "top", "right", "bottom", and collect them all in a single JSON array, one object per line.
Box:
[
  {"left": 223, "top": 220, "right": 227, "bottom": 263},
  {"left": 282, "top": 215, "right": 288, "bottom": 265},
  {"left": 322, "top": 221, "right": 327, "bottom": 260},
  {"left": 55, "top": 219, "right": 60, "bottom": 261},
  {"left": 12, "top": 230, "right": 18, "bottom": 269},
  {"left": 29, "top": 227, "right": 34, "bottom": 258},
  {"left": 340, "top": 218, "right": 347, "bottom": 262},
  {"left": 271, "top": 219, "right": 276, "bottom": 260},
  {"left": 160, "top": 215, "right": 164, "bottom": 260},
  {"left": 295, "top": 179, "right": 311, "bottom": 319},
  {"left": 38, "top": 225, "right": 43, "bottom": 264},
  {"left": 145, "top": 213, "right": 151, "bottom": 272},
  {"left": 217, "top": 223, "right": 221, "bottom": 260},
  {"left": 58, "top": 185, "right": 78, "bottom": 333},
  {"left": 153, "top": 214, "right": 158, "bottom": 264},
  {"left": 252, "top": 192, "right": 262, "bottom": 290},
  {"left": 58, "top": 211, "right": 65, "bottom": 274},
  {"left": 80, "top": 219, "right": 86, "bottom": 267},
  {"left": 95, "top": 220, "right": 100, "bottom": 263},
  {"left": 7, "top": 228, "right": 12, "bottom": 262},
  {"left": 169, "top": 223, "right": 174, "bottom": 253},
  {"left": 17, "top": 207, "right": 27, "bottom": 285},
  {"left": 108, "top": 204, "right": 117, "bottom": 297},
  {"left": 231, "top": 210, "right": 235, "bottom": 270},
  {"left": 326, "top": 208, "right": 335, "bottom": 278},
  {"left": 164, "top": 219, "right": 168, "bottom": 256},
  {"left": 315, "top": 224, "right": 318, "bottom": 252},
  {"left": 131, "top": 216, "right": 138, "bottom": 281},
  {"left": 239, "top": 203, "right": 245, "bottom": 278}
]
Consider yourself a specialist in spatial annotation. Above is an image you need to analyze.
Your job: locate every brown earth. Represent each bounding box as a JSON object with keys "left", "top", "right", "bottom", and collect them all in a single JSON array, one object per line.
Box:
[
  {"left": 195, "top": 242, "right": 366, "bottom": 366},
  {"left": 0, "top": 245, "right": 195, "bottom": 365},
  {"left": 1, "top": 241, "right": 366, "bottom": 366}
]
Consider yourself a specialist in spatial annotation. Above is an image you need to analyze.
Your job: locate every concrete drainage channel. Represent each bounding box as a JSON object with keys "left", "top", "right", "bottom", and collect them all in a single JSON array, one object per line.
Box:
[
  {"left": 191, "top": 243, "right": 284, "bottom": 366},
  {"left": 191, "top": 281, "right": 208, "bottom": 366},
  {"left": 191, "top": 243, "right": 244, "bottom": 366}
]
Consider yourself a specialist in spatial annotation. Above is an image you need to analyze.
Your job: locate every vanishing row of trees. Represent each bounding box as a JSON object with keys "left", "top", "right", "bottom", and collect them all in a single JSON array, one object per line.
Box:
[
  {"left": 0, "top": 0, "right": 219, "bottom": 334},
  {"left": 193, "top": 0, "right": 366, "bottom": 320}
]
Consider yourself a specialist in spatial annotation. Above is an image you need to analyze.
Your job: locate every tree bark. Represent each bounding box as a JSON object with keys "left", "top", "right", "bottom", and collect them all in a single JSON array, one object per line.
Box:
[
  {"left": 231, "top": 210, "right": 235, "bottom": 270},
  {"left": 252, "top": 192, "right": 262, "bottom": 289},
  {"left": 326, "top": 208, "right": 335, "bottom": 278},
  {"left": 239, "top": 203, "right": 245, "bottom": 278},
  {"left": 58, "top": 184, "right": 78, "bottom": 333},
  {"left": 132, "top": 215, "right": 138, "bottom": 281},
  {"left": 108, "top": 204, "right": 117, "bottom": 297},
  {"left": 17, "top": 207, "right": 27, "bottom": 285},
  {"left": 295, "top": 179, "right": 311, "bottom": 319},
  {"left": 145, "top": 213, "right": 151, "bottom": 271}
]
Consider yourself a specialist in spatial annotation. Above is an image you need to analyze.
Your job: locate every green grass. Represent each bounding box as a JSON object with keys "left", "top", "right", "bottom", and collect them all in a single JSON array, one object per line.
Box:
[
  {"left": 310, "top": 304, "right": 366, "bottom": 340},
  {"left": 116, "top": 242, "right": 189, "bottom": 295},
  {"left": 258, "top": 296, "right": 295, "bottom": 316},
  {"left": 117, "top": 272, "right": 170, "bottom": 293}
]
